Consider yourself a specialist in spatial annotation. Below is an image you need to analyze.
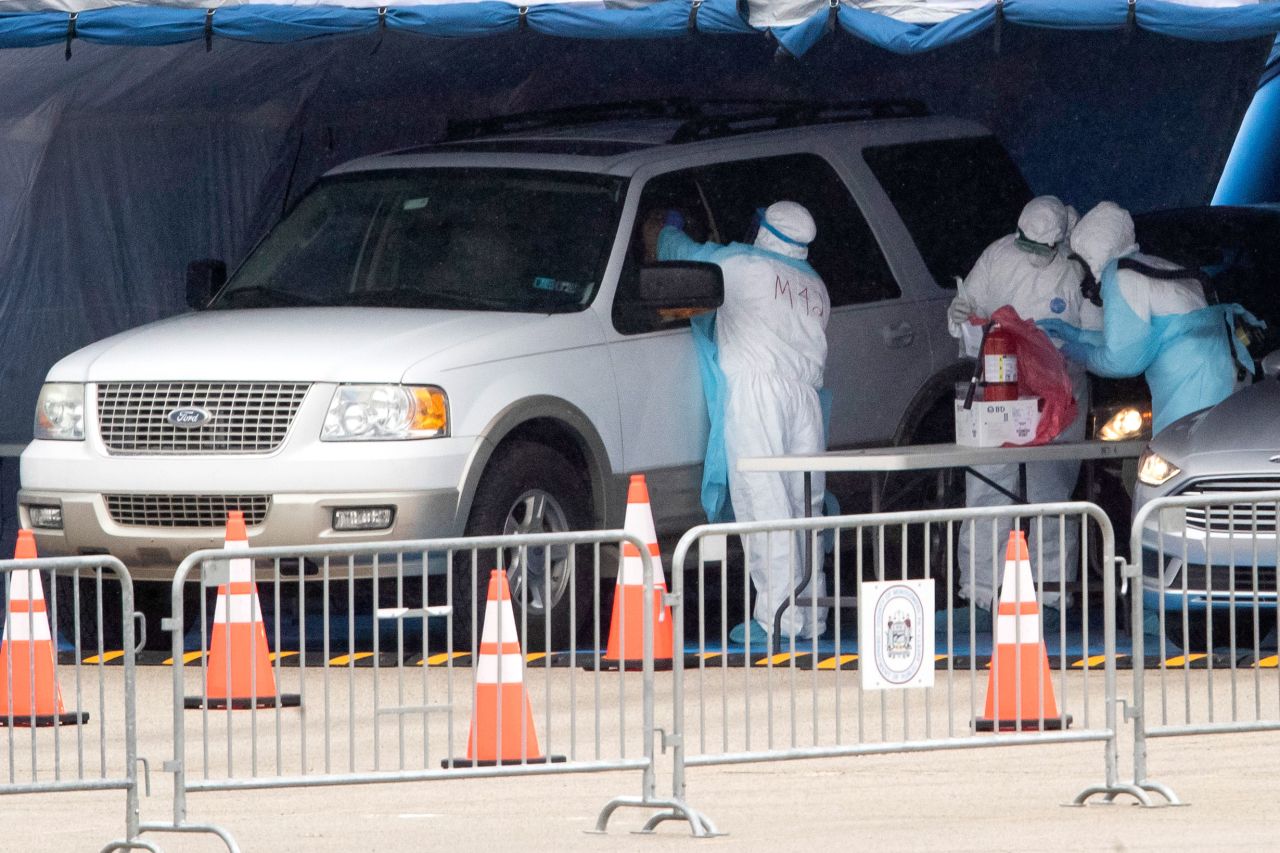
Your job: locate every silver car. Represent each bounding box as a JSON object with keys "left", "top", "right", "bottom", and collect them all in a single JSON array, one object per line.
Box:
[{"left": 1135, "top": 370, "right": 1280, "bottom": 651}]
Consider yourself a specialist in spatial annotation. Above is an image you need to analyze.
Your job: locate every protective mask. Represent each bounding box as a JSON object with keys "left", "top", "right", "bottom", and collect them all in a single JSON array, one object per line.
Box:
[{"left": 1014, "top": 229, "right": 1057, "bottom": 260}]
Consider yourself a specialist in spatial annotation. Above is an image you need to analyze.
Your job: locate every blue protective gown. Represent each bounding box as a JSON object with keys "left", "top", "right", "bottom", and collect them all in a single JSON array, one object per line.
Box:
[{"left": 1041, "top": 256, "right": 1259, "bottom": 434}]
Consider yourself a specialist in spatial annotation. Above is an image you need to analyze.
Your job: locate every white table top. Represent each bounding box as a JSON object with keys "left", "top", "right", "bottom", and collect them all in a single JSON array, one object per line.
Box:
[{"left": 738, "top": 439, "right": 1147, "bottom": 473}]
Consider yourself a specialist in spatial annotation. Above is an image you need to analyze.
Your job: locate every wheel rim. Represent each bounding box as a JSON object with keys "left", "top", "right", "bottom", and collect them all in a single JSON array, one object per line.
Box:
[{"left": 502, "top": 488, "right": 573, "bottom": 614}]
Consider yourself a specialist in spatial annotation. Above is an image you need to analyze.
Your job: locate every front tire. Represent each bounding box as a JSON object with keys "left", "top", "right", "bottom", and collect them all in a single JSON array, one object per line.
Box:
[{"left": 455, "top": 441, "right": 596, "bottom": 652}]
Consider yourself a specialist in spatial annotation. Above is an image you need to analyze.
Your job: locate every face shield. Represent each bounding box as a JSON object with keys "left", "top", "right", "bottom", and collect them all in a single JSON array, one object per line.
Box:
[{"left": 1015, "top": 228, "right": 1058, "bottom": 268}]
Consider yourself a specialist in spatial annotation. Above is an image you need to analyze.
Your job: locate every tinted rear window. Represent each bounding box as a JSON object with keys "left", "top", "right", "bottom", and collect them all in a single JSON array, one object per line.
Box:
[{"left": 863, "top": 136, "right": 1032, "bottom": 288}]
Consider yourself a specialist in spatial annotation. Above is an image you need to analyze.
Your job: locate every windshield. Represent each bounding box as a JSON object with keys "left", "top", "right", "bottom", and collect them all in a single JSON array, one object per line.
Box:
[{"left": 210, "top": 168, "right": 627, "bottom": 313}]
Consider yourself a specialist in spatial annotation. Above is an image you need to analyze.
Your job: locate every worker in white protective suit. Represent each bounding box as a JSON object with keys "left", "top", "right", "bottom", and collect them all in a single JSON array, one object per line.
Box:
[
  {"left": 945, "top": 195, "right": 1101, "bottom": 634},
  {"left": 1039, "top": 201, "right": 1261, "bottom": 434},
  {"left": 657, "top": 201, "right": 830, "bottom": 644}
]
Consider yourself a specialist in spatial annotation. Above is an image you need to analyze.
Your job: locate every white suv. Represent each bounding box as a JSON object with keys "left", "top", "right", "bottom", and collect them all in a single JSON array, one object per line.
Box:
[{"left": 19, "top": 100, "right": 1033, "bottom": 642}]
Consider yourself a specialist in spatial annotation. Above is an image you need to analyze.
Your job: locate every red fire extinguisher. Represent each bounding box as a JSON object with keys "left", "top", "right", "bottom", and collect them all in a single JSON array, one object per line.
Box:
[{"left": 981, "top": 323, "right": 1018, "bottom": 401}]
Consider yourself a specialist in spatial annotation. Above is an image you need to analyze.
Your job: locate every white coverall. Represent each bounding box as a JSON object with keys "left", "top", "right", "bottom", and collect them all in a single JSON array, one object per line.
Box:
[
  {"left": 658, "top": 201, "right": 830, "bottom": 638},
  {"left": 948, "top": 196, "right": 1100, "bottom": 610}
]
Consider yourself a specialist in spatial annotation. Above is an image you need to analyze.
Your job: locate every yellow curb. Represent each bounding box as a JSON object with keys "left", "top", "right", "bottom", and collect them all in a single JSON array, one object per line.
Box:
[
  {"left": 1256, "top": 655, "right": 1278, "bottom": 668},
  {"left": 817, "top": 654, "right": 858, "bottom": 670},
  {"left": 329, "top": 652, "right": 374, "bottom": 666},
  {"left": 525, "top": 652, "right": 546, "bottom": 663},
  {"left": 1163, "top": 654, "right": 1208, "bottom": 667},
  {"left": 268, "top": 651, "right": 299, "bottom": 663},
  {"left": 163, "top": 650, "right": 207, "bottom": 666},
  {"left": 82, "top": 650, "right": 125, "bottom": 665},
  {"left": 753, "top": 652, "right": 811, "bottom": 666},
  {"left": 418, "top": 652, "right": 470, "bottom": 667},
  {"left": 1072, "top": 654, "right": 1120, "bottom": 669}
]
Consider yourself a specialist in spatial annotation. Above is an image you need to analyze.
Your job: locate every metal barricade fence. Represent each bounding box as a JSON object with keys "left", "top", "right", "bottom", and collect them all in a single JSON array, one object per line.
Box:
[
  {"left": 0, "top": 554, "right": 153, "bottom": 853},
  {"left": 139, "top": 530, "right": 700, "bottom": 851},
  {"left": 649, "top": 501, "right": 1149, "bottom": 833},
  {"left": 1128, "top": 489, "right": 1280, "bottom": 805}
]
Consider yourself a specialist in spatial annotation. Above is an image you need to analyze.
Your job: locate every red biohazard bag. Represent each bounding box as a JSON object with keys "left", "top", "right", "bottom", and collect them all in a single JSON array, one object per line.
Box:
[{"left": 987, "top": 305, "right": 1078, "bottom": 445}]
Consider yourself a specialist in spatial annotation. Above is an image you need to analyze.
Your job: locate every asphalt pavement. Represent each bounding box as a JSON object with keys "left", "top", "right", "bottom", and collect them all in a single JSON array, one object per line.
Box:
[{"left": 5, "top": 664, "right": 1278, "bottom": 852}]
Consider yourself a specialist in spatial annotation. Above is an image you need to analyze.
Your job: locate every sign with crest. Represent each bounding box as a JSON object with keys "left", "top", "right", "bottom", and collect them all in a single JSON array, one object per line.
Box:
[{"left": 860, "top": 580, "right": 934, "bottom": 690}]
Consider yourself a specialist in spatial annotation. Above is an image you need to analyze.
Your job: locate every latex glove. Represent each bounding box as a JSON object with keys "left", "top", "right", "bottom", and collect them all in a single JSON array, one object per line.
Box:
[
  {"left": 663, "top": 209, "right": 685, "bottom": 230},
  {"left": 947, "top": 293, "right": 974, "bottom": 326},
  {"left": 1037, "top": 318, "right": 1082, "bottom": 343},
  {"left": 1060, "top": 338, "right": 1091, "bottom": 364}
]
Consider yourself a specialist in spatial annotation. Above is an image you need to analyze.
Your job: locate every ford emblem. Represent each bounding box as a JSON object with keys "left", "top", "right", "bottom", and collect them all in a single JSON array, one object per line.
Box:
[{"left": 166, "top": 407, "right": 212, "bottom": 428}]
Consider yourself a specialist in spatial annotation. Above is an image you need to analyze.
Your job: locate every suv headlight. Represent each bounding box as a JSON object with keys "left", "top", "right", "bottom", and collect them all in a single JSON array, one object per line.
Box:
[
  {"left": 34, "top": 383, "right": 85, "bottom": 440},
  {"left": 322, "top": 385, "right": 448, "bottom": 441},
  {"left": 1137, "top": 448, "right": 1181, "bottom": 486}
]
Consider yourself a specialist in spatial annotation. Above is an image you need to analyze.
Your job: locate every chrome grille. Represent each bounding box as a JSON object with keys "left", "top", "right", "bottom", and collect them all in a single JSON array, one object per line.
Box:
[
  {"left": 97, "top": 382, "right": 309, "bottom": 454},
  {"left": 1180, "top": 478, "right": 1280, "bottom": 535},
  {"left": 106, "top": 494, "right": 271, "bottom": 528}
]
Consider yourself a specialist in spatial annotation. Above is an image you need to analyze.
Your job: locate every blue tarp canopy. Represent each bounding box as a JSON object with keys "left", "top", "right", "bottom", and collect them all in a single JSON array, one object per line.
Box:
[{"left": 4, "top": 0, "right": 1280, "bottom": 57}]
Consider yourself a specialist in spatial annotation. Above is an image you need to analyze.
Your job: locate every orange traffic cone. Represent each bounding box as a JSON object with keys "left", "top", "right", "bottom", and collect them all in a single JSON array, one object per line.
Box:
[
  {"left": 0, "top": 531, "right": 87, "bottom": 727},
  {"left": 602, "top": 474, "right": 674, "bottom": 671},
  {"left": 0, "top": 532, "right": 86, "bottom": 722},
  {"left": 975, "top": 530, "right": 1070, "bottom": 732},
  {"left": 444, "top": 569, "right": 563, "bottom": 767},
  {"left": 185, "top": 512, "right": 300, "bottom": 711}
]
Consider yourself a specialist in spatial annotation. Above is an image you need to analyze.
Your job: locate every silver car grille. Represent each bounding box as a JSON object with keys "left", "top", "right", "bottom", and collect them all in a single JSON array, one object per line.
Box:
[
  {"left": 106, "top": 494, "right": 271, "bottom": 528},
  {"left": 97, "top": 382, "right": 309, "bottom": 455},
  {"left": 1179, "top": 478, "right": 1280, "bottom": 535}
]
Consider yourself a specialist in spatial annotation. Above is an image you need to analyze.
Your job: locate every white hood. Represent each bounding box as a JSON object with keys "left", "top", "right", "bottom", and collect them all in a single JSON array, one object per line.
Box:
[{"left": 47, "top": 307, "right": 553, "bottom": 383}]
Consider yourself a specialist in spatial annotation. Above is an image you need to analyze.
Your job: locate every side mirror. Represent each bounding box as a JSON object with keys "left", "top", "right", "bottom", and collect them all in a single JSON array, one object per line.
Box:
[
  {"left": 637, "top": 262, "right": 723, "bottom": 311},
  {"left": 186, "top": 258, "right": 227, "bottom": 309},
  {"left": 1262, "top": 349, "right": 1280, "bottom": 380}
]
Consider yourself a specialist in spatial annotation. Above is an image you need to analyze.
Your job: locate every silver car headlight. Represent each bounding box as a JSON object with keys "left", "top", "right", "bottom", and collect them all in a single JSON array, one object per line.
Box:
[
  {"left": 1137, "top": 448, "right": 1181, "bottom": 486},
  {"left": 322, "top": 384, "right": 448, "bottom": 441},
  {"left": 34, "top": 383, "right": 85, "bottom": 441}
]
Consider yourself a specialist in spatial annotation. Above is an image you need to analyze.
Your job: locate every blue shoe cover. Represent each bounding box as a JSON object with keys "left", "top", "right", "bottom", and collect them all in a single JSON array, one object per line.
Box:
[{"left": 729, "top": 620, "right": 770, "bottom": 646}]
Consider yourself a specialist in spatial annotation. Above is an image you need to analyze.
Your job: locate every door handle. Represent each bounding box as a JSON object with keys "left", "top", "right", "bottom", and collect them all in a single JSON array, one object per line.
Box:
[{"left": 882, "top": 321, "right": 915, "bottom": 348}]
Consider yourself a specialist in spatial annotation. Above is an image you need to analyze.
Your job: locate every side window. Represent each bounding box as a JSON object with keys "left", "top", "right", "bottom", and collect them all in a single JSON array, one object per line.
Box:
[
  {"left": 696, "top": 153, "right": 899, "bottom": 307},
  {"left": 863, "top": 136, "right": 1032, "bottom": 289},
  {"left": 612, "top": 173, "right": 716, "bottom": 335}
]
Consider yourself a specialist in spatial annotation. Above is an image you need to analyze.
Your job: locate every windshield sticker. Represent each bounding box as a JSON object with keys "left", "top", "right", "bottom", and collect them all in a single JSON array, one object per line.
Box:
[
  {"left": 533, "top": 277, "right": 585, "bottom": 296},
  {"left": 402, "top": 197, "right": 430, "bottom": 211}
]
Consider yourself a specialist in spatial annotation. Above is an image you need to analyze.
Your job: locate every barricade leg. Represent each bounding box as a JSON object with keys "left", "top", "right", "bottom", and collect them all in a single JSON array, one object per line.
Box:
[
  {"left": 593, "top": 533, "right": 721, "bottom": 837},
  {"left": 1120, "top": 560, "right": 1180, "bottom": 806},
  {"left": 1072, "top": 544, "right": 1161, "bottom": 807}
]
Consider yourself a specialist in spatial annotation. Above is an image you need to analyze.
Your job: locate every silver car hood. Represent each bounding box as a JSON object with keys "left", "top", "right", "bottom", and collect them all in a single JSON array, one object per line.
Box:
[{"left": 1153, "top": 379, "right": 1280, "bottom": 474}]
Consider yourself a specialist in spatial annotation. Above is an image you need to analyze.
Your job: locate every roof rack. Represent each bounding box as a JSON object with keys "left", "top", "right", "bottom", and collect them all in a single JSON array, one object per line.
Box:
[
  {"left": 442, "top": 97, "right": 929, "bottom": 144},
  {"left": 444, "top": 99, "right": 701, "bottom": 141},
  {"left": 667, "top": 98, "right": 929, "bottom": 143}
]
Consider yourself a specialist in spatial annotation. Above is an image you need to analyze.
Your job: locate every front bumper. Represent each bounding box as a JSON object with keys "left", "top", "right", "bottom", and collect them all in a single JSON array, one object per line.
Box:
[
  {"left": 1139, "top": 514, "right": 1279, "bottom": 615},
  {"left": 18, "top": 487, "right": 462, "bottom": 581},
  {"left": 17, "top": 484, "right": 463, "bottom": 578}
]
